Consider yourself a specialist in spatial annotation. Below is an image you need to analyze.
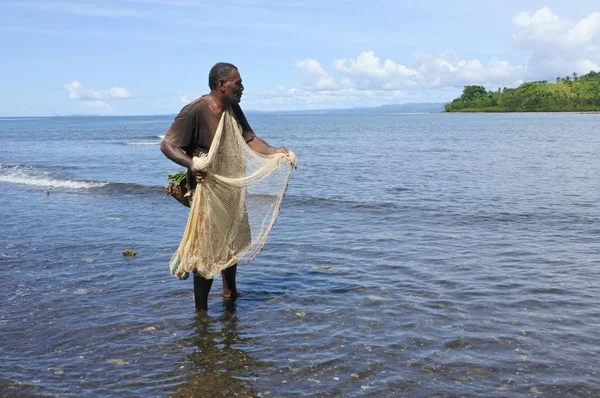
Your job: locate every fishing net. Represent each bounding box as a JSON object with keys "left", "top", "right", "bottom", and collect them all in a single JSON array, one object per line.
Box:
[{"left": 169, "top": 108, "right": 297, "bottom": 279}]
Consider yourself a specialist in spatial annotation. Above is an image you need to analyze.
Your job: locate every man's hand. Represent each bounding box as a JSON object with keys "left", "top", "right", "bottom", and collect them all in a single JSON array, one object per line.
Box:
[
  {"left": 273, "top": 147, "right": 289, "bottom": 154},
  {"left": 247, "top": 136, "right": 291, "bottom": 156},
  {"left": 190, "top": 163, "right": 207, "bottom": 183}
]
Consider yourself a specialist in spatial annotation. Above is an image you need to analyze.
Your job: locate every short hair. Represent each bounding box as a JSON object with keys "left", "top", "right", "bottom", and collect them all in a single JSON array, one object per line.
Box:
[{"left": 208, "top": 62, "right": 237, "bottom": 90}]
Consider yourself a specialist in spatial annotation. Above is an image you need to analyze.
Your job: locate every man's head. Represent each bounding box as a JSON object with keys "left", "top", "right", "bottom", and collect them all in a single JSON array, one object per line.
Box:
[{"left": 209, "top": 62, "right": 244, "bottom": 104}]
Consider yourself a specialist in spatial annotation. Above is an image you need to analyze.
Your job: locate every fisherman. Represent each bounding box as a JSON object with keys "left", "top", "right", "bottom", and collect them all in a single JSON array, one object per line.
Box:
[{"left": 161, "top": 62, "right": 289, "bottom": 314}]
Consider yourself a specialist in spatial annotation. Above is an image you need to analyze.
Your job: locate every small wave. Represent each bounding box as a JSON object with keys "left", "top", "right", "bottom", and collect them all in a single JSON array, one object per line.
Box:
[
  {"left": 0, "top": 165, "right": 167, "bottom": 194},
  {"left": 0, "top": 117, "right": 47, "bottom": 121},
  {"left": 121, "top": 133, "right": 164, "bottom": 145},
  {"left": 392, "top": 112, "right": 428, "bottom": 115},
  {"left": 0, "top": 164, "right": 108, "bottom": 190},
  {"left": 286, "top": 194, "right": 400, "bottom": 213},
  {"left": 138, "top": 134, "right": 165, "bottom": 140},
  {"left": 388, "top": 186, "right": 412, "bottom": 193},
  {"left": 122, "top": 141, "right": 161, "bottom": 146},
  {"left": 94, "top": 182, "right": 165, "bottom": 196},
  {"left": 0, "top": 174, "right": 107, "bottom": 189}
]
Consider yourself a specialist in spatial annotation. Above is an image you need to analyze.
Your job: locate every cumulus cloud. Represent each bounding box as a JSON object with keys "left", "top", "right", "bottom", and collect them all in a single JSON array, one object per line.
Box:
[
  {"left": 286, "top": 7, "right": 600, "bottom": 107},
  {"left": 293, "top": 59, "right": 338, "bottom": 90},
  {"left": 294, "top": 7, "right": 600, "bottom": 101},
  {"left": 295, "top": 51, "right": 522, "bottom": 94},
  {"left": 64, "top": 81, "right": 133, "bottom": 109},
  {"left": 277, "top": 50, "right": 523, "bottom": 109},
  {"left": 245, "top": 84, "right": 422, "bottom": 111},
  {"left": 513, "top": 7, "right": 600, "bottom": 49},
  {"left": 410, "top": 53, "right": 521, "bottom": 87},
  {"left": 513, "top": 7, "right": 600, "bottom": 77},
  {"left": 65, "top": 81, "right": 133, "bottom": 100},
  {"left": 179, "top": 94, "right": 192, "bottom": 104},
  {"left": 332, "top": 51, "right": 418, "bottom": 90},
  {"left": 80, "top": 100, "right": 115, "bottom": 110},
  {"left": 14, "top": 1, "right": 141, "bottom": 17}
]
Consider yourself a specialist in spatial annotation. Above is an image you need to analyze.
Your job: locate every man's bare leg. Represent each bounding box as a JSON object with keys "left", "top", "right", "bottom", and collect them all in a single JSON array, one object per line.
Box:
[
  {"left": 193, "top": 272, "right": 213, "bottom": 314},
  {"left": 221, "top": 263, "right": 238, "bottom": 301}
]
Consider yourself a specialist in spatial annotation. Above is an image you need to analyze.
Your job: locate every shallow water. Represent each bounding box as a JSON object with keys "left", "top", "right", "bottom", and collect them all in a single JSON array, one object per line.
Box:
[{"left": 1, "top": 112, "right": 600, "bottom": 397}]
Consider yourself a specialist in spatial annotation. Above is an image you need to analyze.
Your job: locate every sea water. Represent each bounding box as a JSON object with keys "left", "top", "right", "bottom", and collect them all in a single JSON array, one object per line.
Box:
[{"left": 1, "top": 112, "right": 599, "bottom": 397}]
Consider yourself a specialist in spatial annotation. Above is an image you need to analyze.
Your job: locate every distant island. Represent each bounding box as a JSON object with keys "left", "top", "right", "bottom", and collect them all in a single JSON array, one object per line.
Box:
[
  {"left": 445, "top": 71, "right": 600, "bottom": 112},
  {"left": 249, "top": 102, "right": 445, "bottom": 115}
]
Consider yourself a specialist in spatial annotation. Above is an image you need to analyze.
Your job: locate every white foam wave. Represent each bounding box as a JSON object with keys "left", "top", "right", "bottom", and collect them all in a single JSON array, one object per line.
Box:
[
  {"left": 157, "top": 134, "right": 165, "bottom": 140},
  {"left": 0, "top": 166, "right": 108, "bottom": 190},
  {"left": 0, "top": 117, "right": 46, "bottom": 121},
  {"left": 123, "top": 141, "right": 161, "bottom": 146}
]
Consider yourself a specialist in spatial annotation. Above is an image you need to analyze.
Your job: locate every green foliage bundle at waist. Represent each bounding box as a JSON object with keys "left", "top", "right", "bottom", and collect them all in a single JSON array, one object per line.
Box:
[{"left": 167, "top": 171, "right": 187, "bottom": 187}]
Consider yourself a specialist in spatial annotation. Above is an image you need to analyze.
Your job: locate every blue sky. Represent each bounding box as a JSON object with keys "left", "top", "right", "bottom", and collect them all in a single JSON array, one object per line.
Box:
[{"left": 1, "top": 0, "right": 599, "bottom": 116}]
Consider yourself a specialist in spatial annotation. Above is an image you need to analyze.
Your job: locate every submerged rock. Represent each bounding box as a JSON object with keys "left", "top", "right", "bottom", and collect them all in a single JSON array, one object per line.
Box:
[{"left": 107, "top": 359, "right": 129, "bottom": 366}]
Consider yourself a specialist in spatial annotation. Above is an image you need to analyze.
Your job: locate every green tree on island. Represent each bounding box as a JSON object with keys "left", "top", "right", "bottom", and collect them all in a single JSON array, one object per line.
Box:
[{"left": 445, "top": 71, "right": 600, "bottom": 112}]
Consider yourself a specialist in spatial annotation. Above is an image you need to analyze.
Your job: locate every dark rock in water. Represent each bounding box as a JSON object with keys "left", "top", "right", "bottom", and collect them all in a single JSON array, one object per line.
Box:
[{"left": 122, "top": 249, "right": 137, "bottom": 256}]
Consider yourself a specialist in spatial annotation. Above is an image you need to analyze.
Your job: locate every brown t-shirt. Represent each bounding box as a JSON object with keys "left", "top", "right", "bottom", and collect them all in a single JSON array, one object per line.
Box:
[{"left": 164, "top": 96, "right": 256, "bottom": 190}]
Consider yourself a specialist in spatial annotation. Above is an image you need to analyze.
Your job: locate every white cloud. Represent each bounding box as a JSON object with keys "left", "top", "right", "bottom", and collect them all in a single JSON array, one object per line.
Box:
[
  {"left": 179, "top": 94, "right": 192, "bottom": 104},
  {"left": 263, "top": 48, "right": 526, "bottom": 109},
  {"left": 294, "top": 51, "right": 522, "bottom": 95},
  {"left": 410, "top": 53, "right": 521, "bottom": 87},
  {"left": 122, "top": 0, "right": 196, "bottom": 5},
  {"left": 293, "top": 59, "right": 338, "bottom": 90},
  {"left": 80, "top": 100, "right": 115, "bottom": 110},
  {"left": 245, "top": 84, "right": 443, "bottom": 111},
  {"left": 64, "top": 81, "right": 134, "bottom": 101},
  {"left": 513, "top": 7, "right": 600, "bottom": 77},
  {"left": 332, "top": 51, "right": 418, "bottom": 90},
  {"left": 64, "top": 81, "right": 132, "bottom": 111},
  {"left": 11, "top": 1, "right": 142, "bottom": 17},
  {"left": 289, "top": 7, "right": 600, "bottom": 105},
  {"left": 106, "top": 86, "right": 134, "bottom": 99}
]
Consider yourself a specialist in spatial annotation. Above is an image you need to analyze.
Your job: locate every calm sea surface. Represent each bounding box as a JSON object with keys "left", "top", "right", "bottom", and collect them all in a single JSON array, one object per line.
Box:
[{"left": 1, "top": 112, "right": 599, "bottom": 397}]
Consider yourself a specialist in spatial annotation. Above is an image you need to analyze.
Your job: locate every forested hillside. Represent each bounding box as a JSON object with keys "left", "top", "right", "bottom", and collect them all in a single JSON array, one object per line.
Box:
[{"left": 445, "top": 71, "right": 600, "bottom": 112}]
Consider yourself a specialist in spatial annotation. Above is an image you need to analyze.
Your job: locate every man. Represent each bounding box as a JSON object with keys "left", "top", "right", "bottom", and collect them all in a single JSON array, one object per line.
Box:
[{"left": 161, "top": 62, "right": 289, "bottom": 314}]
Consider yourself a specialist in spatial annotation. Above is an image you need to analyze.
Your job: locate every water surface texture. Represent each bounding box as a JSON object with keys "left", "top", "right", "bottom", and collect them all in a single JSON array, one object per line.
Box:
[{"left": 1, "top": 113, "right": 599, "bottom": 397}]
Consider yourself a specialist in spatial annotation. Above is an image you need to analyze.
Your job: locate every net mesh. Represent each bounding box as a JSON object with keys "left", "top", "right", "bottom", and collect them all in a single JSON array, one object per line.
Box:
[{"left": 169, "top": 108, "right": 297, "bottom": 279}]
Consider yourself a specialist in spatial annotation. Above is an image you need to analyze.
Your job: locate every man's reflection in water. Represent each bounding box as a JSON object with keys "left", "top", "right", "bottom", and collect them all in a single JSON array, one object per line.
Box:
[{"left": 172, "top": 302, "right": 266, "bottom": 397}]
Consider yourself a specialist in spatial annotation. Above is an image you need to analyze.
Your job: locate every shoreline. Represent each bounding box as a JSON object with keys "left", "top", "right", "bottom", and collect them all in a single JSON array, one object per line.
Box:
[
  {"left": 4, "top": 110, "right": 600, "bottom": 119},
  {"left": 441, "top": 110, "right": 600, "bottom": 114}
]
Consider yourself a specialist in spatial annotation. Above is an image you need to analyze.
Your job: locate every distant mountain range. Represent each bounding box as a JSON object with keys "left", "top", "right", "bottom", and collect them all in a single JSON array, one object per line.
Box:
[
  {"left": 248, "top": 102, "right": 445, "bottom": 115},
  {"left": 4, "top": 102, "right": 445, "bottom": 118}
]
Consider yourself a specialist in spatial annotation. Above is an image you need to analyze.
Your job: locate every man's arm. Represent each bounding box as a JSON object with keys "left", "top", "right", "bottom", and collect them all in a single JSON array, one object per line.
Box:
[
  {"left": 161, "top": 103, "right": 207, "bottom": 182},
  {"left": 160, "top": 140, "right": 192, "bottom": 169},
  {"left": 232, "top": 104, "right": 288, "bottom": 155},
  {"left": 247, "top": 136, "right": 288, "bottom": 155}
]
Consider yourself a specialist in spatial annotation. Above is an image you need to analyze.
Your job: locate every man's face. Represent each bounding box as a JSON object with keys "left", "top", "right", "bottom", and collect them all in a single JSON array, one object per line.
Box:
[{"left": 221, "top": 69, "right": 244, "bottom": 104}]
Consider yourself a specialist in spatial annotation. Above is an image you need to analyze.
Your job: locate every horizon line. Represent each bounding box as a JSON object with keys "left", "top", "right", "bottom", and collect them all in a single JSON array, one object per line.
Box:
[{"left": 0, "top": 102, "right": 447, "bottom": 119}]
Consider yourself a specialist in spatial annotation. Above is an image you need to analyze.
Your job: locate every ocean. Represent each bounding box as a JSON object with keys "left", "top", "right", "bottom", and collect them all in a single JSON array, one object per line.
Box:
[{"left": 1, "top": 112, "right": 599, "bottom": 397}]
